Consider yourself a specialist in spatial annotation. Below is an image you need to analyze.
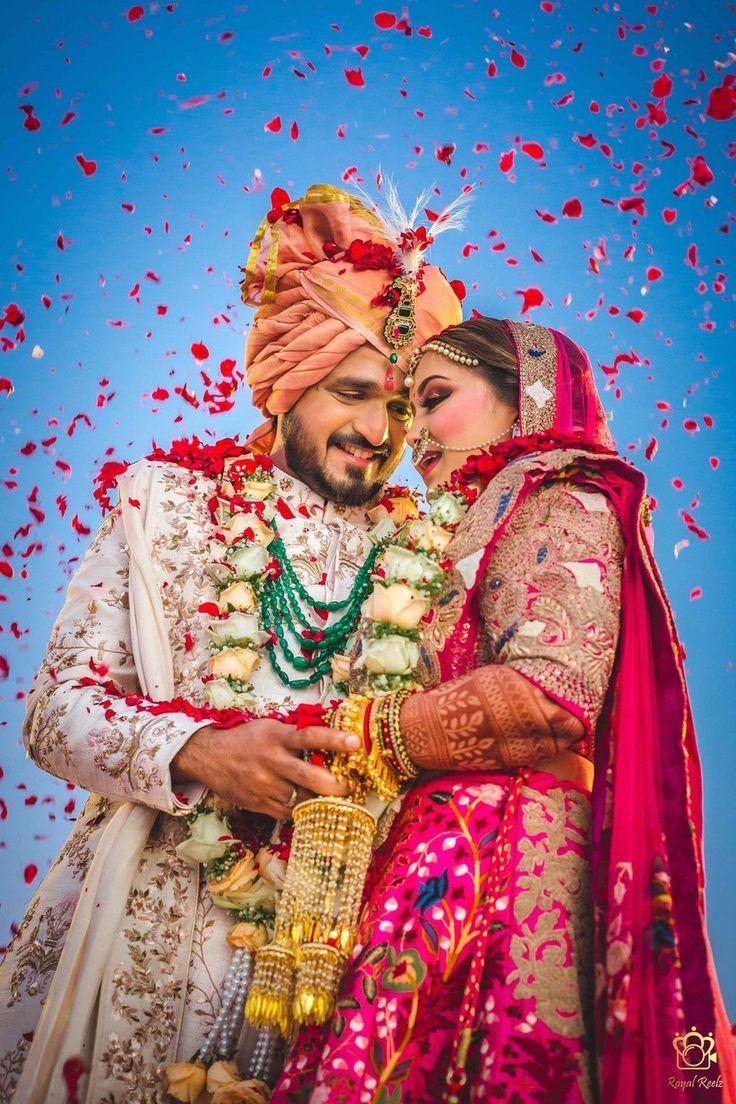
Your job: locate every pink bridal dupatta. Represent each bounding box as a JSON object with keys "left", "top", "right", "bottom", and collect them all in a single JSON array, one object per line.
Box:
[{"left": 435, "top": 320, "right": 736, "bottom": 1103}]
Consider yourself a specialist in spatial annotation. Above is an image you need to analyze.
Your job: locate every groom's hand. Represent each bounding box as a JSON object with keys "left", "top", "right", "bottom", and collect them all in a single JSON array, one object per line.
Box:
[{"left": 171, "top": 719, "right": 359, "bottom": 820}]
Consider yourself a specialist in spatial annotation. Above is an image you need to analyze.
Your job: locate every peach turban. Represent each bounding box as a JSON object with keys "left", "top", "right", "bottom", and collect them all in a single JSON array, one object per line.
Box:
[{"left": 241, "top": 183, "right": 463, "bottom": 452}]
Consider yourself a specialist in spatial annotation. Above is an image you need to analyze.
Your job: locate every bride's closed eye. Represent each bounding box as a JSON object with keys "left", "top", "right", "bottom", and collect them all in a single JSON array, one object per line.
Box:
[{"left": 418, "top": 390, "right": 449, "bottom": 411}]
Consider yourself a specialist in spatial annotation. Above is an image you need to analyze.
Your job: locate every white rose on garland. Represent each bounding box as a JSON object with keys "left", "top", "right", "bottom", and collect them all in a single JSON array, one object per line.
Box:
[
  {"left": 427, "top": 489, "right": 468, "bottom": 526},
  {"left": 226, "top": 512, "right": 275, "bottom": 547},
  {"left": 362, "top": 582, "right": 428, "bottom": 630},
  {"left": 237, "top": 875, "right": 278, "bottom": 912},
  {"left": 256, "top": 845, "right": 287, "bottom": 891},
  {"left": 176, "top": 810, "right": 234, "bottom": 864},
  {"left": 208, "top": 853, "right": 261, "bottom": 910},
  {"left": 227, "top": 919, "right": 270, "bottom": 952},
  {"left": 204, "top": 678, "right": 252, "bottom": 710},
  {"left": 232, "top": 477, "right": 275, "bottom": 501},
  {"left": 381, "top": 545, "right": 444, "bottom": 590},
  {"left": 227, "top": 541, "right": 271, "bottom": 580},
  {"left": 165, "top": 1060, "right": 207, "bottom": 1103},
  {"left": 206, "top": 612, "right": 270, "bottom": 649},
  {"left": 218, "top": 580, "right": 257, "bottom": 613},
  {"left": 209, "top": 646, "right": 260, "bottom": 683},
  {"left": 360, "top": 634, "right": 420, "bottom": 676},
  {"left": 329, "top": 652, "right": 353, "bottom": 691},
  {"left": 206, "top": 1060, "right": 241, "bottom": 1096},
  {"left": 405, "top": 517, "right": 454, "bottom": 555}
]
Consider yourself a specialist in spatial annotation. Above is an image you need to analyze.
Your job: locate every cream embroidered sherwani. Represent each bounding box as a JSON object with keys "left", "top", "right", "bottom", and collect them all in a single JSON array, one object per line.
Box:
[{"left": 0, "top": 457, "right": 374, "bottom": 1104}]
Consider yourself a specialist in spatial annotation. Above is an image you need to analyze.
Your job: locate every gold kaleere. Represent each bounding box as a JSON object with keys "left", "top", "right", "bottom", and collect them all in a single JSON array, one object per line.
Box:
[
  {"left": 246, "top": 695, "right": 408, "bottom": 1035},
  {"left": 246, "top": 794, "right": 378, "bottom": 1034},
  {"left": 244, "top": 942, "right": 296, "bottom": 1037}
]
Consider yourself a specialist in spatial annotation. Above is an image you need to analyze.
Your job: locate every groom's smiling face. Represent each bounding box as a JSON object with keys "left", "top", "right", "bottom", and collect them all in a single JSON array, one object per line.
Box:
[{"left": 279, "top": 346, "right": 413, "bottom": 506}]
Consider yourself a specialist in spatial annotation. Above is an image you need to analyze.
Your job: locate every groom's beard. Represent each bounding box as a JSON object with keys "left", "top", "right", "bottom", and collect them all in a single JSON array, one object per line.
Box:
[{"left": 281, "top": 409, "right": 401, "bottom": 506}]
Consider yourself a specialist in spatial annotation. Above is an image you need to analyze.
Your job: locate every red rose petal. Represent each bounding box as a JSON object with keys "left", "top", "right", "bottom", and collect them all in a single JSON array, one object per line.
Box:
[
  {"left": 75, "top": 154, "right": 97, "bottom": 177},
  {"left": 499, "top": 149, "right": 515, "bottom": 173},
  {"left": 705, "top": 77, "right": 736, "bottom": 122},
  {"left": 515, "top": 287, "right": 544, "bottom": 314},
  {"left": 190, "top": 341, "right": 209, "bottom": 361},
  {"left": 520, "top": 141, "right": 545, "bottom": 161},
  {"left": 562, "top": 197, "right": 583, "bottom": 218}
]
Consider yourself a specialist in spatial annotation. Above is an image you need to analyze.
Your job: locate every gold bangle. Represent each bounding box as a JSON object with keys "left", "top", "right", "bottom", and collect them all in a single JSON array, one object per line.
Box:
[
  {"left": 330, "top": 695, "right": 401, "bottom": 801},
  {"left": 387, "top": 688, "right": 420, "bottom": 780}
]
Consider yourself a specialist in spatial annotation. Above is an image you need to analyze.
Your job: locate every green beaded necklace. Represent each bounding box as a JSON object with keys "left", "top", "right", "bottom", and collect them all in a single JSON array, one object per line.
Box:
[{"left": 259, "top": 522, "right": 382, "bottom": 689}]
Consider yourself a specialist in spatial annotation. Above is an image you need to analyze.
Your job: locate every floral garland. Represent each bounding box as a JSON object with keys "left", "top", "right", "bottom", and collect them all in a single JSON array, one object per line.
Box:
[
  {"left": 354, "top": 483, "right": 472, "bottom": 695},
  {"left": 119, "top": 438, "right": 417, "bottom": 1096}
]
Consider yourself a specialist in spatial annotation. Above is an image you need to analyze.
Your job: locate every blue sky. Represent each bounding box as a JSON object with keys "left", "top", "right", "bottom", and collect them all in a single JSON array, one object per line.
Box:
[{"left": 1, "top": 0, "right": 735, "bottom": 1014}]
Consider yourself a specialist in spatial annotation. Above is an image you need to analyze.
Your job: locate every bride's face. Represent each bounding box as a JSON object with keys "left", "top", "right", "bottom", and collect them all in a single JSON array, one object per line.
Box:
[{"left": 406, "top": 352, "right": 517, "bottom": 489}]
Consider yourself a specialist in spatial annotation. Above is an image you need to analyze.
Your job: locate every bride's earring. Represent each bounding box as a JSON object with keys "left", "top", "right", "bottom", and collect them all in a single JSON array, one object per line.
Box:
[{"left": 511, "top": 420, "right": 521, "bottom": 439}]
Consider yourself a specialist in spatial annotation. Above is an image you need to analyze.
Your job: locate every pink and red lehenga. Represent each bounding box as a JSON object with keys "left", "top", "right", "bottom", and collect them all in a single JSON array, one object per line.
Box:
[{"left": 270, "top": 321, "right": 736, "bottom": 1104}]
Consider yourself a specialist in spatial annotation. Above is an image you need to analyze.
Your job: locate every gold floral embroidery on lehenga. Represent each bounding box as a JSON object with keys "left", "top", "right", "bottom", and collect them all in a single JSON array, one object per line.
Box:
[
  {"left": 414, "top": 565, "right": 467, "bottom": 688},
  {"left": 509, "top": 785, "right": 594, "bottom": 1037}
]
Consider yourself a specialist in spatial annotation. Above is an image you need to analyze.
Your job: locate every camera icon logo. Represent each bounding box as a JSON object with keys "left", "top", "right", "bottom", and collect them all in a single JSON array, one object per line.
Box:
[{"left": 672, "top": 1027, "right": 718, "bottom": 1071}]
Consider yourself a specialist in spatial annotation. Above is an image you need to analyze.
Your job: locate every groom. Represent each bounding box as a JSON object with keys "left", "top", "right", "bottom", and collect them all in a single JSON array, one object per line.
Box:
[{"left": 0, "top": 184, "right": 462, "bottom": 1103}]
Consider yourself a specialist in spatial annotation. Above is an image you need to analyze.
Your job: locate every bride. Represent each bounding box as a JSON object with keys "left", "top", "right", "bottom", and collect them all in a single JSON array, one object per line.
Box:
[{"left": 268, "top": 316, "right": 736, "bottom": 1103}]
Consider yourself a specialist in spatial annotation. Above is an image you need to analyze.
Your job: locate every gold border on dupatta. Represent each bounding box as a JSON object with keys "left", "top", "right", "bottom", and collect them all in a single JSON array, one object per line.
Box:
[{"left": 505, "top": 320, "right": 558, "bottom": 435}]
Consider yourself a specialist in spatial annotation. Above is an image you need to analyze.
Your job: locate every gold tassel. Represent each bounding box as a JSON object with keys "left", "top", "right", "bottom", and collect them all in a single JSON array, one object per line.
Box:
[
  {"left": 293, "top": 943, "right": 346, "bottom": 1025},
  {"left": 248, "top": 796, "right": 376, "bottom": 1035},
  {"left": 245, "top": 943, "right": 295, "bottom": 1037}
]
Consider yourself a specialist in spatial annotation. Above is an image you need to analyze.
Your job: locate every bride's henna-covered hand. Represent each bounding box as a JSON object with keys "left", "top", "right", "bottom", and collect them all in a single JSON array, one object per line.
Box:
[{"left": 399, "top": 663, "right": 584, "bottom": 772}]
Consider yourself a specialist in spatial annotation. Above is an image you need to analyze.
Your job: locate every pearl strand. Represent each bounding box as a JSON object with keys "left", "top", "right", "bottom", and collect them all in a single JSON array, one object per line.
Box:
[
  {"left": 199, "top": 947, "right": 253, "bottom": 1065},
  {"left": 404, "top": 339, "right": 479, "bottom": 386},
  {"left": 412, "top": 421, "right": 517, "bottom": 467},
  {"left": 248, "top": 1026, "right": 278, "bottom": 1081}
]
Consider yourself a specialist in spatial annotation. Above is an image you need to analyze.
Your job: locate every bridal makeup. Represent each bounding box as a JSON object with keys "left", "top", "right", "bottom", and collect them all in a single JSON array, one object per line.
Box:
[{"left": 407, "top": 352, "right": 516, "bottom": 488}]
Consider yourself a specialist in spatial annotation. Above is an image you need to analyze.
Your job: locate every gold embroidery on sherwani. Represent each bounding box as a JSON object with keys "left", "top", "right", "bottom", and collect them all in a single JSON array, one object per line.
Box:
[
  {"left": 7, "top": 897, "right": 76, "bottom": 1008},
  {"left": 0, "top": 1035, "right": 30, "bottom": 1102},
  {"left": 97, "top": 816, "right": 193, "bottom": 1103},
  {"left": 0, "top": 454, "right": 377, "bottom": 1101},
  {"left": 509, "top": 784, "right": 594, "bottom": 1043},
  {"left": 50, "top": 795, "right": 112, "bottom": 881},
  {"left": 150, "top": 466, "right": 214, "bottom": 701}
]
